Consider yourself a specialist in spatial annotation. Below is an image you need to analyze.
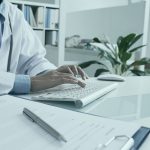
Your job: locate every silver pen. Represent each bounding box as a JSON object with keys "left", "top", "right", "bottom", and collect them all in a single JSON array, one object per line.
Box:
[{"left": 23, "top": 107, "right": 67, "bottom": 143}]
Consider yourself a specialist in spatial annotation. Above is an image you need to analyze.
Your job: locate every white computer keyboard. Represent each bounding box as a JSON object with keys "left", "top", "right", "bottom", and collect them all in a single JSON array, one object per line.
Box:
[{"left": 29, "top": 78, "right": 118, "bottom": 108}]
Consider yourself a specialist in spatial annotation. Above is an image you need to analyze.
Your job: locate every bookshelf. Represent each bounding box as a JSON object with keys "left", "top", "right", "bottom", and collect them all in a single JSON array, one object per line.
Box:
[{"left": 9, "top": 0, "right": 60, "bottom": 46}]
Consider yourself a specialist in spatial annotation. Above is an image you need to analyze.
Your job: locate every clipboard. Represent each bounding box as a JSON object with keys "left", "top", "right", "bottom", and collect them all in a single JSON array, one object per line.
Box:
[{"left": 131, "top": 127, "right": 150, "bottom": 150}]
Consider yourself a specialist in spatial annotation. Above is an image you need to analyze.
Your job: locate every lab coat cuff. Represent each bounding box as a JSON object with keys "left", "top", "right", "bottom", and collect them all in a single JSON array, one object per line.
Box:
[{"left": 11, "top": 75, "right": 31, "bottom": 94}]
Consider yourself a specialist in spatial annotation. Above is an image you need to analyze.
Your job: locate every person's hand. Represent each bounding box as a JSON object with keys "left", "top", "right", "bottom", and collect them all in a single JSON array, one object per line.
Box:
[
  {"left": 56, "top": 65, "right": 88, "bottom": 80},
  {"left": 31, "top": 65, "right": 88, "bottom": 92}
]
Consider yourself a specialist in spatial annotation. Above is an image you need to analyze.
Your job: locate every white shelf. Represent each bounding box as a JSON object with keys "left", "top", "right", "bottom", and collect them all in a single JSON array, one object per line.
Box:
[
  {"left": 32, "top": 27, "right": 44, "bottom": 30},
  {"left": 45, "top": 28, "right": 59, "bottom": 31},
  {"left": 9, "top": 0, "right": 59, "bottom": 8},
  {"left": 9, "top": 0, "right": 60, "bottom": 47}
]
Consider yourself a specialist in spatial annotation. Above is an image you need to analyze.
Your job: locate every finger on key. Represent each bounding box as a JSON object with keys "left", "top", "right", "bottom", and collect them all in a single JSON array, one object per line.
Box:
[
  {"left": 70, "top": 65, "right": 78, "bottom": 76},
  {"left": 77, "top": 66, "right": 89, "bottom": 80},
  {"left": 78, "top": 80, "right": 86, "bottom": 88}
]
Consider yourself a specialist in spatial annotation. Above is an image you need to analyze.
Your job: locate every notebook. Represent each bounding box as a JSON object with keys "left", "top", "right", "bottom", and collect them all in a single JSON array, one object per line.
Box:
[
  {"left": 18, "top": 78, "right": 118, "bottom": 108},
  {"left": 0, "top": 95, "right": 145, "bottom": 150}
]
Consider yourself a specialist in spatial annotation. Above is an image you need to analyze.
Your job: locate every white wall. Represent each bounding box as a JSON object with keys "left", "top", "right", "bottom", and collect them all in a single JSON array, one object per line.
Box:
[
  {"left": 148, "top": 11, "right": 150, "bottom": 57},
  {"left": 63, "top": 0, "right": 128, "bottom": 13},
  {"left": 63, "top": 0, "right": 150, "bottom": 60},
  {"left": 65, "top": 3, "right": 145, "bottom": 44}
]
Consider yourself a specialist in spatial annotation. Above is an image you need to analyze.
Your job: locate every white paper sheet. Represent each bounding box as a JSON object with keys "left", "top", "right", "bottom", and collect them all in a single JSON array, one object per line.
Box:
[{"left": 0, "top": 95, "right": 140, "bottom": 150}]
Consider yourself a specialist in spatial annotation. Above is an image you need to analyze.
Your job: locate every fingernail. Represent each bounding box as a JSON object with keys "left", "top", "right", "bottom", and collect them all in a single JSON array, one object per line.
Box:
[{"left": 78, "top": 81, "right": 86, "bottom": 88}]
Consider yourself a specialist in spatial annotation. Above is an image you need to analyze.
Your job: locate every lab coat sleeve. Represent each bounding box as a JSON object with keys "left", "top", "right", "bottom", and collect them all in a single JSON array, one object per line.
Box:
[
  {"left": 16, "top": 11, "right": 57, "bottom": 76},
  {"left": 0, "top": 72, "right": 15, "bottom": 95}
]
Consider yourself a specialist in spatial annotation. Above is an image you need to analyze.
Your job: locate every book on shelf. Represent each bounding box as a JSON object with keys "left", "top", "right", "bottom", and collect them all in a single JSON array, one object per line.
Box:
[
  {"left": 35, "top": 7, "right": 44, "bottom": 28},
  {"left": 29, "top": 7, "right": 37, "bottom": 27},
  {"left": 45, "top": 8, "right": 51, "bottom": 28},
  {"left": 26, "top": 6, "right": 30, "bottom": 23},
  {"left": 24, "top": 6, "right": 37, "bottom": 27},
  {"left": 54, "top": 9, "right": 59, "bottom": 29},
  {"left": 46, "top": 31, "right": 58, "bottom": 46},
  {"left": 45, "top": 8, "right": 59, "bottom": 29},
  {"left": 24, "top": 5, "right": 27, "bottom": 21}
]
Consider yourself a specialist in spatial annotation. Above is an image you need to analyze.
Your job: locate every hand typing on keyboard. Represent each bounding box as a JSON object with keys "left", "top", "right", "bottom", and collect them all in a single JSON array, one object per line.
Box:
[{"left": 31, "top": 65, "right": 88, "bottom": 92}]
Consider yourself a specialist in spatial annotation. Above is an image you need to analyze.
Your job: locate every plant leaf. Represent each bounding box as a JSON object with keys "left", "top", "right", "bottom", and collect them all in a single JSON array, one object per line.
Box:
[
  {"left": 128, "top": 58, "right": 150, "bottom": 68},
  {"left": 128, "top": 34, "right": 143, "bottom": 49},
  {"left": 118, "top": 33, "right": 136, "bottom": 53},
  {"left": 93, "top": 37, "right": 101, "bottom": 43},
  {"left": 117, "top": 36, "right": 123, "bottom": 48},
  {"left": 121, "top": 64, "right": 129, "bottom": 74},
  {"left": 129, "top": 45, "right": 146, "bottom": 53},
  {"left": 97, "top": 49, "right": 105, "bottom": 58},
  {"left": 94, "top": 69, "right": 109, "bottom": 77},
  {"left": 124, "top": 33, "right": 136, "bottom": 47},
  {"left": 79, "top": 60, "right": 107, "bottom": 69},
  {"left": 120, "top": 52, "right": 132, "bottom": 63},
  {"left": 130, "top": 69, "right": 146, "bottom": 76}
]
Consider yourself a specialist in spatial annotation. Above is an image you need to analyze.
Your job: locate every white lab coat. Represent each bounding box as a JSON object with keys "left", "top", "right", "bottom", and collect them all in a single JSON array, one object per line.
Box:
[{"left": 0, "top": 1, "right": 56, "bottom": 94}]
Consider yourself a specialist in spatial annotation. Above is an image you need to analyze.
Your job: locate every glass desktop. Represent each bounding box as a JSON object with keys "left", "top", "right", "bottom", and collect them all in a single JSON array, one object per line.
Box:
[{"left": 46, "top": 93, "right": 150, "bottom": 122}]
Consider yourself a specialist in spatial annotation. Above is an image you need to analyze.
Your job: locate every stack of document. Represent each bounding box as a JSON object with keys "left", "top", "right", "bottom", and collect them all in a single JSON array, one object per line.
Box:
[{"left": 0, "top": 95, "right": 143, "bottom": 150}]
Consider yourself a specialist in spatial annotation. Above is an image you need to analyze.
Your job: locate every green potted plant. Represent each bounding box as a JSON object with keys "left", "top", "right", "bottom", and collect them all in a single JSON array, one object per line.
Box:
[{"left": 79, "top": 33, "right": 150, "bottom": 77}]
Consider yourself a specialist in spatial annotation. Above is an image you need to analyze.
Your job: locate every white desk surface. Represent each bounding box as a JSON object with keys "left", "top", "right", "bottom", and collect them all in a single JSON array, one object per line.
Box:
[
  {"left": 43, "top": 76, "right": 150, "bottom": 150},
  {"left": 1, "top": 76, "right": 150, "bottom": 150},
  {"left": 86, "top": 76, "right": 150, "bottom": 125},
  {"left": 0, "top": 95, "right": 146, "bottom": 150},
  {"left": 47, "top": 76, "right": 150, "bottom": 126}
]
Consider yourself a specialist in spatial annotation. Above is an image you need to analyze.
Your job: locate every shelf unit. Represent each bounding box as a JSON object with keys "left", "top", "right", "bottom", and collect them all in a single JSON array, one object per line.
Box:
[
  {"left": 59, "top": 0, "right": 150, "bottom": 66},
  {"left": 7, "top": 0, "right": 150, "bottom": 67},
  {"left": 8, "top": 0, "right": 60, "bottom": 46}
]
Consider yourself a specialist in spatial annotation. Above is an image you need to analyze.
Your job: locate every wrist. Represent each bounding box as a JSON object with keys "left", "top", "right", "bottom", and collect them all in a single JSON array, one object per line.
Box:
[
  {"left": 31, "top": 76, "right": 38, "bottom": 92},
  {"left": 31, "top": 76, "right": 46, "bottom": 92}
]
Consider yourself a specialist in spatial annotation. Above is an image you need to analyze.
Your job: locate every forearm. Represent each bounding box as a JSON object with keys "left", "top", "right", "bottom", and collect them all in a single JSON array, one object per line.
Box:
[
  {"left": 11, "top": 70, "right": 54, "bottom": 94},
  {"left": 11, "top": 70, "right": 51, "bottom": 94},
  {"left": 11, "top": 66, "right": 87, "bottom": 94}
]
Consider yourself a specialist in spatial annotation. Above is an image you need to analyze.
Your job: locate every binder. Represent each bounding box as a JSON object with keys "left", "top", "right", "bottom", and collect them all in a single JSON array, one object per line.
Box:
[
  {"left": 45, "top": 8, "right": 51, "bottom": 28},
  {"left": 35, "top": 7, "right": 44, "bottom": 28},
  {"left": 24, "top": 5, "right": 27, "bottom": 21},
  {"left": 54, "top": 9, "right": 59, "bottom": 29},
  {"left": 26, "top": 6, "right": 30, "bottom": 23},
  {"left": 46, "top": 31, "right": 58, "bottom": 46},
  {"left": 29, "top": 7, "right": 37, "bottom": 27},
  {"left": 49, "top": 9, "right": 56, "bottom": 29},
  {"left": 45, "top": 8, "right": 59, "bottom": 29}
]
